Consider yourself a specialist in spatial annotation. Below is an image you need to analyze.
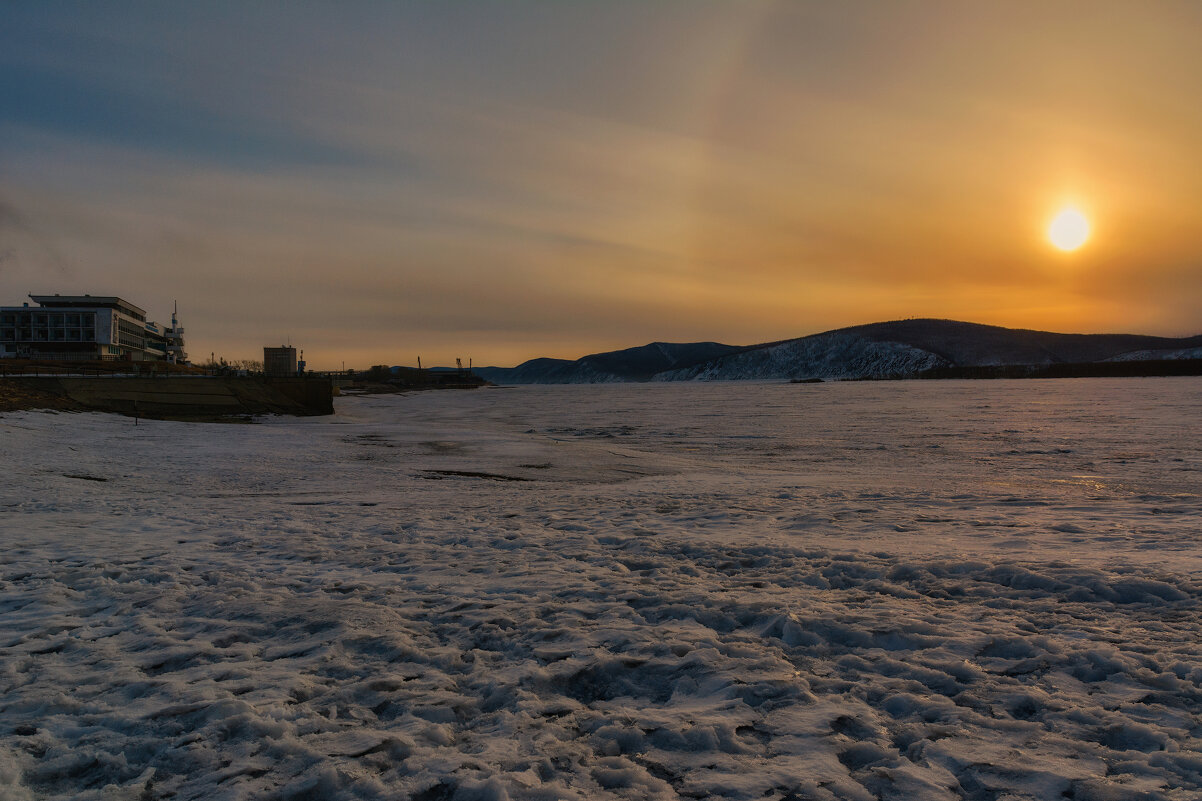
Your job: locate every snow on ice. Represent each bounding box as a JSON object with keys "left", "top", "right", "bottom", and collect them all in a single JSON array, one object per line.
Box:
[{"left": 2, "top": 379, "right": 1200, "bottom": 800}]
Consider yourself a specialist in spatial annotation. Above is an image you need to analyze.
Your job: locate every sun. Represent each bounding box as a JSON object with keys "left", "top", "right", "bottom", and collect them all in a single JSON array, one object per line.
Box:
[{"left": 1048, "top": 206, "right": 1090, "bottom": 252}]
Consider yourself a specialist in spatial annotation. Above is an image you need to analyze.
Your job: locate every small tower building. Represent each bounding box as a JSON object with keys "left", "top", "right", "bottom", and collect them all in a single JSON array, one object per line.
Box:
[{"left": 263, "top": 346, "right": 298, "bottom": 377}]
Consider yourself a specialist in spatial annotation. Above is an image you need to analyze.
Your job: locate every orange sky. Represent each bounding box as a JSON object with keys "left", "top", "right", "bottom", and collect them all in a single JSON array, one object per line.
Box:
[{"left": 2, "top": 2, "right": 1201, "bottom": 368}]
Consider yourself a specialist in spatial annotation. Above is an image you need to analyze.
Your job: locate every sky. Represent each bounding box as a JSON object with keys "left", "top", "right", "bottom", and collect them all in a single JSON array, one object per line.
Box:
[{"left": 2, "top": 1, "right": 1201, "bottom": 369}]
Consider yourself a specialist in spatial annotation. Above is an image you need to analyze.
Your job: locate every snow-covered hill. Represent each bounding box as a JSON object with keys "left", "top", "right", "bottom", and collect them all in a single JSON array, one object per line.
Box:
[
  {"left": 655, "top": 333, "right": 949, "bottom": 381},
  {"left": 1106, "top": 347, "right": 1202, "bottom": 361},
  {"left": 476, "top": 319, "right": 1202, "bottom": 384}
]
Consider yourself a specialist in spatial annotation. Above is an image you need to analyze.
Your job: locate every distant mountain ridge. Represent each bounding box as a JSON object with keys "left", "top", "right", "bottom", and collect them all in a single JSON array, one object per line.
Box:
[
  {"left": 471, "top": 341, "right": 745, "bottom": 384},
  {"left": 470, "top": 319, "right": 1202, "bottom": 384}
]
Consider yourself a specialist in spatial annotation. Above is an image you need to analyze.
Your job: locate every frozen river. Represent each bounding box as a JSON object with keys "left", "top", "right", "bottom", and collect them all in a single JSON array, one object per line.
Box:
[{"left": 2, "top": 379, "right": 1200, "bottom": 800}]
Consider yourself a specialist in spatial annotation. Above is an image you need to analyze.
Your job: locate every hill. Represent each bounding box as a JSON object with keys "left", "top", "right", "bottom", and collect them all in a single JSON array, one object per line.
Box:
[
  {"left": 475, "top": 320, "right": 1202, "bottom": 383},
  {"left": 472, "top": 341, "right": 745, "bottom": 384}
]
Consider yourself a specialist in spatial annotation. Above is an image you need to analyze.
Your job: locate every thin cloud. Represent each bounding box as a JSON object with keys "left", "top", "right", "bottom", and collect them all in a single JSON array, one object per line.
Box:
[{"left": 2, "top": 2, "right": 1201, "bottom": 367}]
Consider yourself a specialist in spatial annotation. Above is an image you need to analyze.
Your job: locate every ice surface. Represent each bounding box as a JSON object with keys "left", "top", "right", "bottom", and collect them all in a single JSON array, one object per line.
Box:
[{"left": 2, "top": 379, "right": 1200, "bottom": 800}]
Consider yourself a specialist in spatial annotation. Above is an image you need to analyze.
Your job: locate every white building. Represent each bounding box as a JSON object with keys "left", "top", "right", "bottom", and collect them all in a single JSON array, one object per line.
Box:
[{"left": 0, "top": 295, "right": 187, "bottom": 362}]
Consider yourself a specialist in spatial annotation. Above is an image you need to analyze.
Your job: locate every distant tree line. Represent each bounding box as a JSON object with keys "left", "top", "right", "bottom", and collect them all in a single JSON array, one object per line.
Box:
[{"left": 199, "top": 357, "right": 264, "bottom": 373}]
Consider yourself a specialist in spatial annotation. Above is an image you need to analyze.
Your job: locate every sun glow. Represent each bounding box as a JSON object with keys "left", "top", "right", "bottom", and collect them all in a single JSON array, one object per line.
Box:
[{"left": 1048, "top": 206, "right": 1090, "bottom": 251}]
